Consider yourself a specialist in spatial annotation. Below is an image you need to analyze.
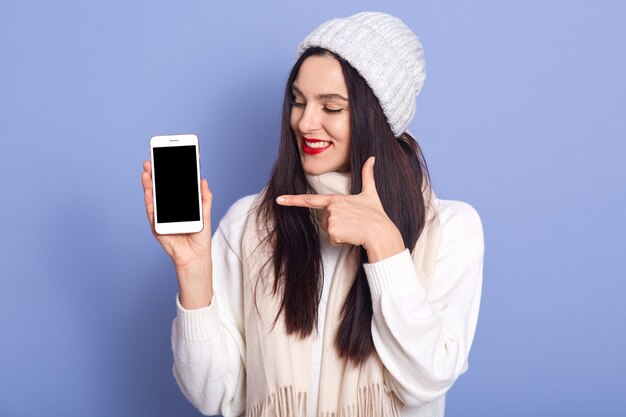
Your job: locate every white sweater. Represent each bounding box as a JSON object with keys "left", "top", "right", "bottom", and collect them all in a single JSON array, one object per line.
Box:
[{"left": 171, "top": 194, "right": 484, "bottom": 417}]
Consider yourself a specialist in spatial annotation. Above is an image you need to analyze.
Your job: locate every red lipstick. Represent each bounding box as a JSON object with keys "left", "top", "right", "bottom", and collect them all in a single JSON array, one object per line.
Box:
[{"left": 302, "top": 137, "right": 332, "bottom": 155}]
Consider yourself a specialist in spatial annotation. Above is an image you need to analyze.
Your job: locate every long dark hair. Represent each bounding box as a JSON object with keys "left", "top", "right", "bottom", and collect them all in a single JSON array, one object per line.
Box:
[{"left": 257, "top": 47, "right": 432, "bottom": 366}]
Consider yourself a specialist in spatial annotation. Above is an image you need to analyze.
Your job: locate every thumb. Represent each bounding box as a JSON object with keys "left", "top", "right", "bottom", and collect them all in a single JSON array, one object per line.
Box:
[
  {"left": 201, "top": 179, "right": 213, "bottom": 229},
  {"left": 361, "top": 156, "right": 377, "bottom": 195}
]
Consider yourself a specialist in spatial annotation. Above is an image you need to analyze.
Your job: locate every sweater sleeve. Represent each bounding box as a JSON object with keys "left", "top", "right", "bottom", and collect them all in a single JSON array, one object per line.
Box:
[
  {"left": 171, "top": 197, "right": 254, "bottom": 417},
  {"left": 363, "top": 200, "right": 484, "bottom": 407}
]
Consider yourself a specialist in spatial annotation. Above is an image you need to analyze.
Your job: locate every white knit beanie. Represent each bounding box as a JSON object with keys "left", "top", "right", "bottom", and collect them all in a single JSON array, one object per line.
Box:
[{"left": 296, "top": 11, "right": 426, "bottom": 137}]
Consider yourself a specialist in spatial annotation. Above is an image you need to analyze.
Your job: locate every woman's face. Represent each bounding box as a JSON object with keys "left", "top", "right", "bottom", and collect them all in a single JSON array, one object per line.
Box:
[{"left": 290, "top": 54, "right": 351, "bottom": 175}]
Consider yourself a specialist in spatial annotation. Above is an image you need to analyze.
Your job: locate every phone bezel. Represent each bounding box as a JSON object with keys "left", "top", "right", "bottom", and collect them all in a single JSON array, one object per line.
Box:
[{"left": 149, "top": 134, "right": 204, "bottom": 235}]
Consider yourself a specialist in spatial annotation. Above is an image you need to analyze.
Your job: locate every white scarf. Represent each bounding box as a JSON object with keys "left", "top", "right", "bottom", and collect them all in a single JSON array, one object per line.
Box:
[{"left": 240, "top": 171, "right": 442, "bottom": 417}]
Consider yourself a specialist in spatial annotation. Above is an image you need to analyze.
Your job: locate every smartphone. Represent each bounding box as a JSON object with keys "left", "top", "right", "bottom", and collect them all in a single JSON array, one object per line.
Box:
[{"left": 149, "top": 134, "right": 203, "bottom": 234}]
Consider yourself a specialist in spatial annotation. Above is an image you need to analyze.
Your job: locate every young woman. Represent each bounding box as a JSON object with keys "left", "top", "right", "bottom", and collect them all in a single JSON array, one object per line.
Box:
[{"left": 141, "top": 11, "right": 484, "bottom": 417}]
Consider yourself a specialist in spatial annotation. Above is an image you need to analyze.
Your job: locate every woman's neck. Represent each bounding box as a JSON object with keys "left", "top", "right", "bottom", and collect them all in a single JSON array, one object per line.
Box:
[{"left": 305, "top": 171, "right": 352, "bottom": 196}]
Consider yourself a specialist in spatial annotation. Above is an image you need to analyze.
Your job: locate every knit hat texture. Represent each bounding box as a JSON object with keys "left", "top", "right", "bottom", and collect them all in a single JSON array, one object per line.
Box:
[{"left": 296, "top": 11, "right": 426, "bottom": 137}]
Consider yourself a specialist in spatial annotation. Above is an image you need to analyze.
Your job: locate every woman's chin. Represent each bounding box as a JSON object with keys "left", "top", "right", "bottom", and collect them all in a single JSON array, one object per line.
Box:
[
  {"left": 300, "top": 158, "right": 326, "bottom": 175},
  {"left": 301, "top": 158, "right": 350, "bottom": 176},
  {"left": 302, "top": 166, "right": 332, "bottom": 176}
]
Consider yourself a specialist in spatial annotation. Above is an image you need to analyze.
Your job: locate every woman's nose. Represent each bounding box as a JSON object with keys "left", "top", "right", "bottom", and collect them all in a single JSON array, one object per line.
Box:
[{"left": 297, "top": 105, "right": 322, "bottom": 134}]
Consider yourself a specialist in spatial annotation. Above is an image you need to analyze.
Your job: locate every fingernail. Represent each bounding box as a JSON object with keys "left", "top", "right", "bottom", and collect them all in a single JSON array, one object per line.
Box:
[{"left": 276, "top": 196, "right": 286, "bottom": 204}]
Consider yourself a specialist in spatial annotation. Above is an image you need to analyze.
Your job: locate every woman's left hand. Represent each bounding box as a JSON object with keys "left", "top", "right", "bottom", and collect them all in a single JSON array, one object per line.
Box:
[{"left": 276, "top": 156, "right": 405, "bottom": 263}]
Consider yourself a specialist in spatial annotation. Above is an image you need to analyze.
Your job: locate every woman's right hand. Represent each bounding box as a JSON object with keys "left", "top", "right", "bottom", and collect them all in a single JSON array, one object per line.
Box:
[{"left": 141, "top": 160, "right": 214, "bottom": 309}]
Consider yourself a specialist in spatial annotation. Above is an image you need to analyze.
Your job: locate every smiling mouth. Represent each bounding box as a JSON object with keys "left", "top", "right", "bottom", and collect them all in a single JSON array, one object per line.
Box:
[{"left": 302, "top": 137, "right": 332, "bottom": 155}]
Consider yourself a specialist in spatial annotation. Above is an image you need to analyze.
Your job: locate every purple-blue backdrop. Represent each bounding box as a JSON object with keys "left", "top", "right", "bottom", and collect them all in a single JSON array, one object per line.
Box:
[{"left": 1, "top": 1, "right": 624, "bottom": 416}]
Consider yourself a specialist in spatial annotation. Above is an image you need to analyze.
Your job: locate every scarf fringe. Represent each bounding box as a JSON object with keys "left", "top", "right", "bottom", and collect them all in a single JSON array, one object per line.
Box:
[
  {"left": 247, "top": 383, "right": 400, "bottom": 417},
  {"left": 326, "top": 383, "right": 401, "bottom": 417},
  {"left": 247, "top": 385, "right": 308, "bottom": 417}
]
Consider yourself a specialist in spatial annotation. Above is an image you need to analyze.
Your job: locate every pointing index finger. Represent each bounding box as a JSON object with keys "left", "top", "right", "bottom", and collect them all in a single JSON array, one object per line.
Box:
[{"left": 276, "top": 194, "right": 334, "bottom": 208}]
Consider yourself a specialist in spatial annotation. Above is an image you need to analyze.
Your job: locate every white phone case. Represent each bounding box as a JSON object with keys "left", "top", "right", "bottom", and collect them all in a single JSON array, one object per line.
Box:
[{"left": 149, "top": 134, "right": 203, "bottom": 234}]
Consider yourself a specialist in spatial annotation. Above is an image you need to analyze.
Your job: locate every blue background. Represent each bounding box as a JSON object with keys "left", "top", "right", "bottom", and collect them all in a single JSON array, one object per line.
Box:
[{"left": 1, "top": 1, "right": 625, "bottom": 416}]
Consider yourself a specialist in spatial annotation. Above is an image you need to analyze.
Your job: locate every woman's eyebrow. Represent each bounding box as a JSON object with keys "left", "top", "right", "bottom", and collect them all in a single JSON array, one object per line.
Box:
[
  {"left": 318, "top": 93, "right": 349, "bottom": 101},
  {"left": 291, "top": 84, "right": 348, "bottom": 101}
]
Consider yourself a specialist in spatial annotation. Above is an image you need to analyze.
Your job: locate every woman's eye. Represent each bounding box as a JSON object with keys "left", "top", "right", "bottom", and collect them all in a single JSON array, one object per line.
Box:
[{"left": 290, "top": 99, "right": 342, "bottom": 114}]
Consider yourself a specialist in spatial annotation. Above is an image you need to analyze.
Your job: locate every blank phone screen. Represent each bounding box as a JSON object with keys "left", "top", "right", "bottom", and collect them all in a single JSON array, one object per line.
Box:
[{"left": 153, "top": 145, "right": 200, "bottom": 223}]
